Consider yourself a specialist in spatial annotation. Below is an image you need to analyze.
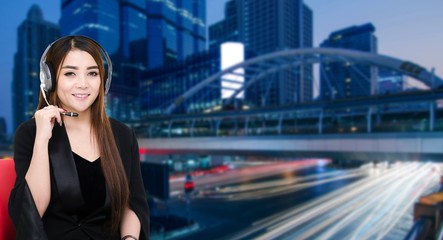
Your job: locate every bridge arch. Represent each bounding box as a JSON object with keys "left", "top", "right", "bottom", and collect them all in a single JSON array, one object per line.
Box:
[{"left": 165, "top": 47, "right": 442, "bottom": 114}]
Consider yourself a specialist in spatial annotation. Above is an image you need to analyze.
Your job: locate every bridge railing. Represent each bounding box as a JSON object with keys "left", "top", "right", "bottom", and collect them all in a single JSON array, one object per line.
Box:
[
  {"left": 133, "top": 102, "right": 443, "bottom": 138},
  {"left": 133, "top": 90, "right": 443, "bottom": 138}
]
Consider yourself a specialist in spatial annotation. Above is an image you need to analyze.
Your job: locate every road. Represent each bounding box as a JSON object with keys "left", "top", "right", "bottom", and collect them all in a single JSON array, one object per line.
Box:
[{"left": 165, "top": 160, "right": 440, "bottom": 240}]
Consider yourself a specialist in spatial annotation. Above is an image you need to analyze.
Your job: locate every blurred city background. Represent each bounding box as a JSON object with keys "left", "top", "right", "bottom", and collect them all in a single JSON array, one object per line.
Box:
[{"left": 1, "top": 0, "right": 443, "bottom": 239}]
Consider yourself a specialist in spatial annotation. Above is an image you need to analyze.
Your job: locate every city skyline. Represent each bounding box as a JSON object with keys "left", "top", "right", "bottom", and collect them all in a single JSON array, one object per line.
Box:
[{"left": 1, "top": 0, "right": 442, "bottom": 133}]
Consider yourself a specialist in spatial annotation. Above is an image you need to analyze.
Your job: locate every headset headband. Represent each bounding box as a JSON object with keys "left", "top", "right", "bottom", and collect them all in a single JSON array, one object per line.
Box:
[{"left": 39, "top": 35, "right": 113, "bottom": 95}]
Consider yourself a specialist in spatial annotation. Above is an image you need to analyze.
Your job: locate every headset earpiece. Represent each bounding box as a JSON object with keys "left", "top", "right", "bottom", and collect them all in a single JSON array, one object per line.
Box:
[
  {"left": 40, "top": 62, "right": 56, "bottom": 92},
  {"left": 39, "top": 45, "right": 53, "bottom": 92}
]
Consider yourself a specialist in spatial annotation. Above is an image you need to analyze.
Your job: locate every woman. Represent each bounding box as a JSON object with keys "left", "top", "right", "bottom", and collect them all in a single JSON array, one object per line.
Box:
[{"left": 9, "top": 36, "right": 149, "bottom": 239}]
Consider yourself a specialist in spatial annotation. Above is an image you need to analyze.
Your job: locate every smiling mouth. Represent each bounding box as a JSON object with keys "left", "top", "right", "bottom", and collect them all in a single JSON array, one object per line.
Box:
[{"left": 72, "top": 94, "right": 90, "bottom": 99}]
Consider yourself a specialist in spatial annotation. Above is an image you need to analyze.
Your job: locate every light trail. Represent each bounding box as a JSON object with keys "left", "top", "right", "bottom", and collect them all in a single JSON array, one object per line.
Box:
[
  {"left": 316, "top": 163, "right": 432, "bottom": 240},
  {"left": 257, "top": 163, "right": 438, "bottom": 239},
  {"left": 224, "top": 162, "right": 439, "bottom": 240},
  {"left": 201, "top": 171, "right": 366, "bottom": 201},
  {"left": 170, "top": 159, "right": 331, "bottom": 195}
]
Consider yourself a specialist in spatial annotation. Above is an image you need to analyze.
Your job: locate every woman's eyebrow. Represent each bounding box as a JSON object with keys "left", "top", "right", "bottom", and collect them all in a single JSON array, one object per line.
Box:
[
  {"left": 61, "top": 65, "right": 78, "bottom": 69},
  {"left": 61, "top": 65, "right": 98, "bottom": 70}
]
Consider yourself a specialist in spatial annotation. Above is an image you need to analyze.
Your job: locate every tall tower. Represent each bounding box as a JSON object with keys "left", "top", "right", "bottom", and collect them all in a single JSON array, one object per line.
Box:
[
  {"left": 320, "top": 23, "right": 378, "bottom": 100},
  {"left": 60, "top": 0, "right": 135, "bottom": 120},
  {"left": 209, "top": 0, "right": 241, "bottom": 50},
  {"left": 12, "top": 5, "right": 59, "bottom": 130},
  {"left": 146, "top": 0, "right": 206, "bottom": 69},
  {"left": 60, "top": 0, "right": 206, "bottom": 121},
  {"left": 209, "top": 0, "right": 313, "bottom": 107}
]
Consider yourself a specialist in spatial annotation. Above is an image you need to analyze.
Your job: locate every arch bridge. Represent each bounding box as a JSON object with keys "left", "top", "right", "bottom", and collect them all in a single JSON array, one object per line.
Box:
[
  {"left": 134, "top": 48, "right": 443, "bottom": 161},
  {"left": 164, "top": 47, "right": 443, "bottom": 115}
]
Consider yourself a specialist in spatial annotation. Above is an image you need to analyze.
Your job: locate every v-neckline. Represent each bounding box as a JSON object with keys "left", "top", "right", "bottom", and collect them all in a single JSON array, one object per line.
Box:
[{"left": 73, "top": 152, "right": 100, "bottom": 163}]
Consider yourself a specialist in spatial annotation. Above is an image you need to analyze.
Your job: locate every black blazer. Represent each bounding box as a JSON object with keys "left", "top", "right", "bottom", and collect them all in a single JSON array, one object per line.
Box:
[{"left": 9, "top": 118, "right": 150, "bottom": 239}]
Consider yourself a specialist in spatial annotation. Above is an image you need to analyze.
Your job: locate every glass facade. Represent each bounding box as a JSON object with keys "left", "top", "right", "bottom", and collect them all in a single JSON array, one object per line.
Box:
[
  {"left": 12, "top": 5, "right": 60, "bottom": 130},
  {"left": 61, "top": 0, "right": 120, "bottom": 53},
  {"left": 146, "top": 0, "right": 206, "bottom": 69},
  {"left": 60, "top": 0, "right": 206, "bottom": 121},
  {"left": 241, "top": 0, "right": 313, "bottom": 107},
  {"left": 209, "top": 0, "right": 240, "bottom": 50},
  {"left": 52, "top": 0, "right": 203, "bottom": 122},
  {"left": 140, "top": 49, "right": 220, "bottom": 116},
  {"left": 61, "top": 0, "right": 141, "bottom": 120},
  {"left": 114, "top": 0, "right": 149, "bottom": 120},
  {"left": 209, "top": 0, "right": 313, "bottom": 108},
  {"left": 320, "top": 23, "right": 378, "bottom": 100},
  {"left": 302, "top": 5, "right": 313, "bottom": 102}
]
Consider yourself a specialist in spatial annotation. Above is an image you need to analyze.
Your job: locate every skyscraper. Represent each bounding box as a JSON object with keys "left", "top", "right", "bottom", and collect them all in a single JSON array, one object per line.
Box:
[
  {"left": 209, "top": 0, "right": 240, "bottom": 50},
  {"left": 146, "top": 0, "right": 206, "bottom": 69},
  {"left": 141, "top": 49, "right": 221, "bottom": 116},
  {"left": 12, "top": 5, "right": 60, "bottom": 130},
  {"left": 60, "top": 0, "right": 120, "bottom": 53},
  {"left": 61, "top": 0, "right": 139, "bottom": 120},
  {"left": 209, "top": 0, "right": 313, "bottom": 107},
  {"left": 320, "top": 23, "right": 378, "bottom": 100},
  {"left": 60, "top": 0, "right": 206, "bottom": 121}
]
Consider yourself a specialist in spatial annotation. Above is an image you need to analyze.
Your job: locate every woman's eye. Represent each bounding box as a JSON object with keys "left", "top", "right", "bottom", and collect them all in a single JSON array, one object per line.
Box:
[
  {"left": 89, "top": 71, "right": 99, "bottom": 77},
  {"left": 64, "top": 72, "right": 75, "bottom": 77}
]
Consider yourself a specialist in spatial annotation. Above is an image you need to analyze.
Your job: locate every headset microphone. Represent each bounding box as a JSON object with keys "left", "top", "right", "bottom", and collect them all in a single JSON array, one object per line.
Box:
[
  {"left": 62, "top": 112, "right": 79, "bottom": 117},
  {"left": 40, "top": 84, "right": 79, "bottom": 117}
]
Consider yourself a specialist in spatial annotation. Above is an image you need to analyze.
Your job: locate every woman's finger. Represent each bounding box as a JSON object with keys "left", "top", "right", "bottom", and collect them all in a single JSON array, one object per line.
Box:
[{"left": 38, "top": 105, "right": 64, "bottom": 126}]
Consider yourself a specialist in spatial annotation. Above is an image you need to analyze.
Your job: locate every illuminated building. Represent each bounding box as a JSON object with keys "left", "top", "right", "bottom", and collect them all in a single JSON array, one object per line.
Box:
[
  {"left": 146, "top": 0, "right": 206, "bottom": 69},
  {"left": 209, "top": 0, "right": 314, "bottom": 107},
  {"left": 60, "top": 0, "right": 206, "bottom": 121},
  {"left": 320, "top": 23, "right": 378, "bottom": 100},
  {"left": 140, "top": 48, "right": 220, "bottom": 116},
  {"left": 12, "top": 5, "right": 60, "bottom": 130}
]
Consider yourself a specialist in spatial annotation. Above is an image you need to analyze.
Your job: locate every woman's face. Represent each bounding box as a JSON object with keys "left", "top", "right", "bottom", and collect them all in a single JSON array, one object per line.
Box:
[{"left": 56, "top": 49, "right": 101, "bottom": 115}]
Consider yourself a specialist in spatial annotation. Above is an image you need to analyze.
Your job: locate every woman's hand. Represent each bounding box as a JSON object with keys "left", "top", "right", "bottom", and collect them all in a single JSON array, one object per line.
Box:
[
  {"left": 34, "top": 105, "right": 65, "bottom": 141},
  {"left": 120, "top": 208, "right": 141, "bottom": 240},
  {"left": 25, "top": 105, "right": 65, "bottom": 217}
]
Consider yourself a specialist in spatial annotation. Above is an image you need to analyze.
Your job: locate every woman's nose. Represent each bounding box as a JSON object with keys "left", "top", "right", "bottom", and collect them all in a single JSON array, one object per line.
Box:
[{"left": 76, "top": 75, "right": 87, "bottom": 88}]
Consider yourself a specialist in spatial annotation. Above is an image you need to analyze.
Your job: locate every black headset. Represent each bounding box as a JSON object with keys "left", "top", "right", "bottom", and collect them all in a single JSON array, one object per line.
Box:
[{"left": 39, "top": 35, "right": 113, "bottom": 95}]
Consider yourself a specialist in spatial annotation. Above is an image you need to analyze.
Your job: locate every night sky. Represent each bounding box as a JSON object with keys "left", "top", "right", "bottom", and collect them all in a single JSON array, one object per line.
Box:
[{"left": 1, "top": 0, "right": 442, "bottom": 133}]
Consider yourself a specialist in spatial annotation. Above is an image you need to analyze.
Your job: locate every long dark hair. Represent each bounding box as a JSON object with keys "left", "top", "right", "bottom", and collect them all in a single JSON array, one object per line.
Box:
[{"left": 37, "top": 36, "right": 129, "bottom": 232}]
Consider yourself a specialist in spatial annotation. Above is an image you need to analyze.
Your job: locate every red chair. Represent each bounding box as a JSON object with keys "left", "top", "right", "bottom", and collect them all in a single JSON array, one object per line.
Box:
[{"left": 0, "top": 158, "right": 16, "bottom": 239}]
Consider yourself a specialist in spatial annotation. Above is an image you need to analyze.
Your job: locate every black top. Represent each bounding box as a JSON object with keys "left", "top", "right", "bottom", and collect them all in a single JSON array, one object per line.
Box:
[
  {"left": 73, "top": 152, "right": 106, "bottom": 220},
  {"left": 9, "top": 118, "right": 150, "bottom": 240}
]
